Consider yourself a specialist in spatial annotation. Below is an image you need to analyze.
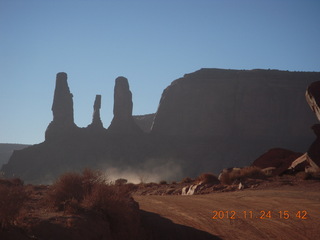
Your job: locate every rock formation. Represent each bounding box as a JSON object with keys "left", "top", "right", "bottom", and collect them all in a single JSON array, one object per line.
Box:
[
  {"left": 133, "top": 113, "right": 155, "bottom": 133},
  {"left": 45, "top": 72, "right": 77, "bottom": 140},
  {"left": 151, "top": 69, "right": 320, "bottom": 170},
  {"left": 87, "top": 95, "right": 104, "bottom": 131},
  {"left": 2, "top": 69, "right": 320, "bottom": 184},
  {"left": 252, "top": 148, "right": 303, "bottom": 175},
  {"left": 306, "top": 81, "right": 320, "bottom": 121},
  {"left": 107, "top": 77, "right": 142, "bottom": 134},
  {"left": 305, "top": 81, "right": 320, "bottom": 170}
]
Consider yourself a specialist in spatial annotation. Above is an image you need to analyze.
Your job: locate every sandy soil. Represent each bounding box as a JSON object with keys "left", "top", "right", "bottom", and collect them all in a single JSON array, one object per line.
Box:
[{"left": 134, "top": 184, "right": 320, "bottom": 240}]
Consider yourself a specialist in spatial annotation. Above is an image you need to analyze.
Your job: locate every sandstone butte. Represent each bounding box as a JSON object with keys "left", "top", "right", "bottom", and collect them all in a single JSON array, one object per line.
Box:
[{"left": 1, "top": 68, "right": 320, "bottom": 184}]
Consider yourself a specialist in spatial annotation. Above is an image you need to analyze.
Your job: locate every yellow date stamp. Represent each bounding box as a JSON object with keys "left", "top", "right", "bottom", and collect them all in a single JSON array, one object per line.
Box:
[{"left": 212, "top": 210, "right": 308, "bottom": 220}]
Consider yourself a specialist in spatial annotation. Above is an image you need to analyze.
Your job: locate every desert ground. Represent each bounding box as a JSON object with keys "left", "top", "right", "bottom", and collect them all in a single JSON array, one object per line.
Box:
[
  {"left": 1, "top": 174, "right": 319, "bottom": 240},
  {"left": 134, "top": 183, "right": 320, "bottom": 240}
]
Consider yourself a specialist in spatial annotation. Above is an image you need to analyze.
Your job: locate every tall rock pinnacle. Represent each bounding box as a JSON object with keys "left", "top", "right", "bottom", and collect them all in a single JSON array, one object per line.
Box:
[
  {"left": 87, "top": 94, "right": 104, "bottom": 130},
  {"left": 45, "top": 72, "right": 77, "bottom": 140},
  {"left": 107, "top": 77, "right": 142, "bottom": 134}
]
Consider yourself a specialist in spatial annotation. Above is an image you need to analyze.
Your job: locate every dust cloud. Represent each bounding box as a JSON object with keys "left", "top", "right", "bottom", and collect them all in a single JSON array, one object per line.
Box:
[{"left": 105, "top": 160, "right": 183, "bottom": 184}]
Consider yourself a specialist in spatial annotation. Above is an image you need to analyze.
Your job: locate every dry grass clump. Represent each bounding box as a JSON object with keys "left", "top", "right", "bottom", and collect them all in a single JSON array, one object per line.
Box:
[
  {"left": 81, "top": 181, "right": 141, "bottom": 239},
  {"left": 47, "top": 169, "right": 142, "bottom": 238},
  {"left": 0, "top": 179, "right": 28, "bottom": 229},
  {"left": 115, "top": 178, "right": 128, "bottom": 186},
  {"left": 295, "top": 171, "right": 311, "bottom": 180},
  {"left": 197, "top": 173, "right": 219, "bottom": 185},
  {"left": 181, "top": 177, "right": 194, "bottom": 184},
  {"left": 296, "top": 169, "right": 320, "bottom": 180},
  {"left": 220, "top": 167, "right": 267, "bottom": 185},
  {"left": 159, "top": 180, "right": 167, "bottom": 185},
  {"left": 47, "top": 169, "right": 105, "bottom": 211}
]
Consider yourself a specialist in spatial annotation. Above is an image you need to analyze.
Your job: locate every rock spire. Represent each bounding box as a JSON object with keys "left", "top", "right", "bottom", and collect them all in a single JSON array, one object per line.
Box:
[
  {"left": 107, "top": 77, "right": 142, "bottom": 134},
  {"left": 87, "top": 94, "right": 104, "bottom": 130},
  {"left": 45, "top": 72, "right": 77, "bottom": 140}
]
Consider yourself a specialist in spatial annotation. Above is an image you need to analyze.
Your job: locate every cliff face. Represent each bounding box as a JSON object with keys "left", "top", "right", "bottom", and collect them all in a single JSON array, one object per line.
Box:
[
  {"left": 152, "top": 69, "right": 319, "bottom": 151},
  {"left": 152, "top": 69, "right": 318, "bottom": 139}
]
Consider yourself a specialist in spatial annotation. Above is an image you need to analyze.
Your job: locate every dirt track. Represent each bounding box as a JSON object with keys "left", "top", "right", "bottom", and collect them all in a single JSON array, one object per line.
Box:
[{"left": 134, "top": 186, "right": 320, "bottom": 240}]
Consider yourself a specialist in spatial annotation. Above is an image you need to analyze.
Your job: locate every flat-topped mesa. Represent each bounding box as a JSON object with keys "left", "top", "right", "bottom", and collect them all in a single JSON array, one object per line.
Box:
[
  {"left": 107, "top": 76, "right": 142, "bottom": 134},
  {"left": 45, "top": 72, "right": 77, "bottom": 140},
  {"left": 87, "top": 94, "right": 104, "bottom": 131}
]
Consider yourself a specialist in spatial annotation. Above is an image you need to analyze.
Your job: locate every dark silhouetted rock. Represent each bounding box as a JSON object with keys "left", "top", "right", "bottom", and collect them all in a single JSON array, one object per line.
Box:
[
  {"left": 252, "top": 148, "right": 303, "bottom": 175},
  {"left": 45, "top": 72, "right": 78, "bottom": 140},
  {"left": 0, "top": 144, "right": 30, "bottom": 167},
  {"left": 133, "top": 113, "right": 156, "bottom": 133},
  {"left": 87, "top": 95, "right": 104, "bottom": 131},
  {"left": 306, "top": 81, "right": 320, "bottom": 169},
  {"left": 306, "top": 81, "right": 320, "bottom": 121},
  {"left": 2, "top": 69, "right": 320, "bottom": 184},
  {"left": 151, "top": 68, "right": 320, "bottom": 171},
  {"left": 107, "top": 77, "right": 142, "bottom": 134}
]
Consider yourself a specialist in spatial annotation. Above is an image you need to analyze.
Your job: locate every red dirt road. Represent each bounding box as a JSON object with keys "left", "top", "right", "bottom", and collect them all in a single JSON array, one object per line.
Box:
[{"left": 134, "top": 186, "right": 320, "bottom": 240}]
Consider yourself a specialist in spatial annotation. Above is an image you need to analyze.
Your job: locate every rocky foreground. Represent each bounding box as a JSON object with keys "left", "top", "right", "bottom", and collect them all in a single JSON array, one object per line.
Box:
[{"left": 1, "top": 172, "right": 319, "bottom": 240}]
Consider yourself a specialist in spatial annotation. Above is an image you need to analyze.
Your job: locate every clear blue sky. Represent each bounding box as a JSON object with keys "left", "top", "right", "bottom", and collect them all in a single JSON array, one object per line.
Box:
[{"left": 1, "top": 0, "right": 320, "bottom": 144}]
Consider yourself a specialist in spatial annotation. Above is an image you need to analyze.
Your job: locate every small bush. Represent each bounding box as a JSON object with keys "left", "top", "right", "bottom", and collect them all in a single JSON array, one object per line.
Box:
[
  {"left": 81, "top": 168, "right": 105, "bottom": 195},
  {"left": 197, "top": 173, "right": 219, "bottom": 185},
  {"left": 0, "top": 180, "right": 28, "bottom": 229},
  {"left": 181, "top": 177, "right": 193, "bottom": 184},
  {"left": 220, "top": 167, "right": 266, "bottom": 185},
  {"left": 115, "top": 178, "right": 128, "bottom": 186},
  {"left": 82, "top": 184, "right": 141, "bottom": 239},
  {"left": 159, "top": 180, "right": 167, "bottom": 185},
  {"left": 47, "top": 172, "right": 83, "bottom": 210},
  {"left": 47, "top": 169, "right": 104, "bottom": 211}
]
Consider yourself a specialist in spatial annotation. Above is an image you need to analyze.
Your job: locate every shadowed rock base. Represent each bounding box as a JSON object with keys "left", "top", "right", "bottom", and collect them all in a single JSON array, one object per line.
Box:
[{"left": 140, "top": 210, "right": 221, "bottom": 240}]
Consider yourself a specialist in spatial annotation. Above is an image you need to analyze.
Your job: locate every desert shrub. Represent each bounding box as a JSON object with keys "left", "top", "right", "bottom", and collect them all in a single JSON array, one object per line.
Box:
[
  {"left": 115, "top": 178, "right": 128, "bottom": 186},
  {"left": 0, "top": 180, "right": 28, "bottom": 229},
  {"left": 47, "top": 169, "right": 142, "bottom": 239},
  {"left": 81, "top": 168, "right": 105, "bottom": 195},
  {"left": 219, "top": 172, "right": 232, "bottom": 185},
  {"left": 220, "top": 167, "right": 266, "bottom": 185},
  {"left": 82, "top": 183, "right": 141, "bottom": 239},
  {"left": 47, "top": 169, "right": 104, "bottom": 211},
  {"left": 120, "top": 183, "right": 138, "bottom": 193},
  {"left": 295, "top": 171, "right": 311, "bottom": 180},
  {"left": 47, "top": 172, "right": 83, "bottom": 210},
  {"left": 197, "top": 173, "right": 219, "bottom": 185},
  {"left": 159, "top": 180, "right": 167, "bottom": 185},
  {"left": 181, "top": 177, "right": 193, "bottom": 184}
]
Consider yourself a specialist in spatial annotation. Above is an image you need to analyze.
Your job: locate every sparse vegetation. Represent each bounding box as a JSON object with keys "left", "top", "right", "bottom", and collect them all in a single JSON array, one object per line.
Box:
[
  {"left": 46, "top": 169, "right": 142, "bottom": 239},
  {"left": 220, "top": 166, "right": 267, "bottom": 185},
  {"left": 181, "top": 177, "right": 194, "bottom": 184},
  {"left": 159, "top": 180, "right": 167, "bottom": 185},
  {"left": 0, "top": 178, "right": 28, "bottom": 229},
  {"left": 295, "top": 171, "right": 311, "bottom": 180},
  {"left": 197, "top": 173, "right": 219, "bottom": 185},
  {"left": 115, "top": 178, "right": 128, "bottom": 185}
]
